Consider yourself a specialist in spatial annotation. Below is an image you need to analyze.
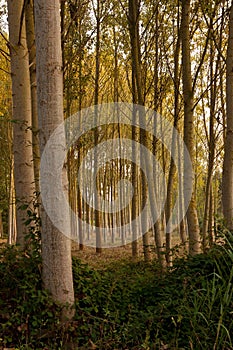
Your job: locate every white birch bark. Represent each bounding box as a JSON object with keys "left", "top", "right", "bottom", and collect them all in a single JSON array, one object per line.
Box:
[
  {"left": 34, "top": 0, "right": 75, "bottom": 318},
  {"left": 7, "top": 0, "right": 35, "bottom": 247}
]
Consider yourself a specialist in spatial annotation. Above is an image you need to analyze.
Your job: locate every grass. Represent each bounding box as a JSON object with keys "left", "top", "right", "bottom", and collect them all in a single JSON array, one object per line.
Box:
[{"left": 0, "top": 236, "right": 233, "bottom": 349}]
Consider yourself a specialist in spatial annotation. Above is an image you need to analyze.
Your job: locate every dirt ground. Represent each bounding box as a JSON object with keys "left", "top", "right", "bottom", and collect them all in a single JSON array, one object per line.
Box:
[
  {"left": 1, "top": 234, "right": 184, "bottom": 270},
  {"left": 71, "top": 240, "right": 147, "bottom": 269},
  {"left": 71, "top": 230, "right": 185, "bottom": 269}
]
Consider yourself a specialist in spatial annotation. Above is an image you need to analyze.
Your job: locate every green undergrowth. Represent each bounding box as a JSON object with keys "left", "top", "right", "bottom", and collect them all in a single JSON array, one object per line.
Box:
[{"left": 0, "top": 238, "right": 233, "bottom": 349}]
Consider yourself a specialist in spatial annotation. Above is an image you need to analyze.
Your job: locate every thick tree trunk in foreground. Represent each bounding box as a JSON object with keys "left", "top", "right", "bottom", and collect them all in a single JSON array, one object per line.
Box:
[
  {"left": 222, "top": 3, "right": 233, "bottom": 232},
  {"left": 181, "top": 0, "right": 201, "bottom": 255},
  {"left": 7, "top": 0, "right": 35, "bottom": 247},
  {"left": 34, "top": 0, "right": 75, "bottom": 319}
]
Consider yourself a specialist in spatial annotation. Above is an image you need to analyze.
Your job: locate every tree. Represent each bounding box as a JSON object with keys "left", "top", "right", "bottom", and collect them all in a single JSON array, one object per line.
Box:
[
  {"left": 34, "top": 0, "right": 75, "bottom": 319},
  {"left": 25, "top": 0, "right": 40, "bottom": 195},
  {"left": 201, "top": 2, "right": 221, "bottom": 249},
  {"left": 165, "top": 4, "right": 181, "bottom": 265},
  {"left": 93, "top": 0, "right": 102, "bottom": 253},
  {"left": 181, "top": 0, "right": 201, "bottom": 255},
  {"left": 0, "top": 31, "right": 12, "bottom": 240},
  {"left": 7, "top": 0, "right": 35, "bottom": 247},
  {"left": 128, "top": 0, "right": 151, "bottom": 262},
  {"left": 222, "top": 1, "right": 233, "bottom": 232},
  {"left": 128, "top": 0, "right": 166, "bottom": 264}
]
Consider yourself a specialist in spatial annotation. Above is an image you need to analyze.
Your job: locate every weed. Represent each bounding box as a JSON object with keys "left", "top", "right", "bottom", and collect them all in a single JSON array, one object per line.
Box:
[{"left": 1, "top": 221, "right": 233, "bottom": 349}]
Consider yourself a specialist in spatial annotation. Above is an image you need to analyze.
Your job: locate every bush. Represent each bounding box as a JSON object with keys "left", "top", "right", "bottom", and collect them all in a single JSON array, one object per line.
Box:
[{"left": 0, "top": 233, "right": 233, "bottom": 349}]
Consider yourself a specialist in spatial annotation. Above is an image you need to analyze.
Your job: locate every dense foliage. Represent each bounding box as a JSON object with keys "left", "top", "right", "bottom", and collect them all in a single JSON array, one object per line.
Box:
[{"left": 0, "top": 234, "right": 232, "bottom": 349}]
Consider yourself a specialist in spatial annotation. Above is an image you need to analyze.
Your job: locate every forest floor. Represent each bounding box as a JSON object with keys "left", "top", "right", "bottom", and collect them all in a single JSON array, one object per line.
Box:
[
  {"left": 72, "top": 232, "right": 184, "bottom": 269},
  {"left": 1, "top": 233, "right": 232, "bottom": 349},
  {"left": 1, "top": 235, "right": 184, "bottom": 269},
  {"left": 72, "top": 242, "right": 143, "bottom": 269}
]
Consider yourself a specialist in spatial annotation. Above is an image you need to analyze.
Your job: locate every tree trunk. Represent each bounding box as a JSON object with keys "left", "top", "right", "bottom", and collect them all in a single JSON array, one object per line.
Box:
[
  {"left": 128, "top": 0, "right": 151, "bottom": 262},
  {"left": 7, "top": 0, "right": 35, "bottom": 247},
  {"left": 25, "top": 0, "right": 40, "bottom": 195},
  {"left": 222, "top": 2, "right": 233, "bottom": 232},
  {"left": 131, "top": 106, "right": 139, "bottom": 259},
  {"left": 34, "top": 0, "right": 75, "bottom": 319},
  {"left": 202, "top": 34, "right": 217, "bottom": 251},
  {"left": 181, "top": 0, "right": 201, "bottom": 255},
  {"left": 165, "top": 13, "right": 181, "bottom": 266},
  {"left": 208, "top": 186, "right": 214, "bottom": 246},
  {"left": 93, "top": 0, "right": 102, "bottom": 253},
  {"left": 0, "top": 210, "right": 3, "bottom": 238},
  {"left": 8, "top": 159, "right": 17, "bottom": 244},
  {"left": 177, "top": 138, "right": 188, "bottom": 248}
]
